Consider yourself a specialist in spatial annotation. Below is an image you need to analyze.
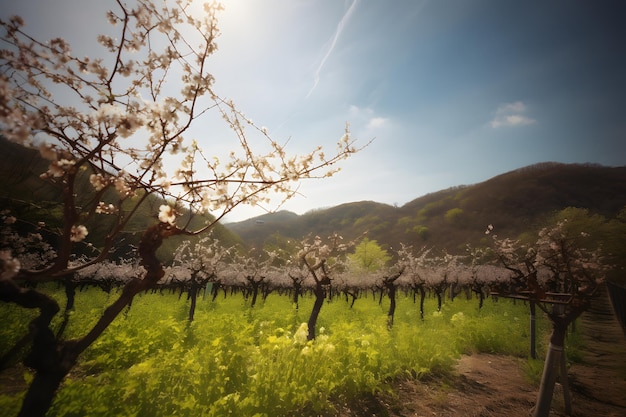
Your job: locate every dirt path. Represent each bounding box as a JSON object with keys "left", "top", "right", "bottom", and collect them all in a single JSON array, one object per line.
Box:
[
  {"left": 565, "top": 287, "right": 626, "bottom": 416},
  {"left": 338, "top": 287, "right": 626, "bottom": 417}
]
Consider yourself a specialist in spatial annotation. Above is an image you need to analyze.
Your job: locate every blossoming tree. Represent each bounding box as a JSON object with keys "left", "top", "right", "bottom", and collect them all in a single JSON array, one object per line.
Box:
[
  {"left": 488, "top": 219, "right": 607, "bottom": 417},
  {"left": 230, "top": 249, "right": 281, "bottom": 307},
  {"left": 397, "top": 244, "right": 430, "bottom": 319},
  {"left": 0, "top": 2, "right": 360, "bottom": 416},
  {"left": 169, "top": 235, "right": 231, "bottom": 320},
  {"left": 295, "top": 234, "right": 351, "bottom": 340}
]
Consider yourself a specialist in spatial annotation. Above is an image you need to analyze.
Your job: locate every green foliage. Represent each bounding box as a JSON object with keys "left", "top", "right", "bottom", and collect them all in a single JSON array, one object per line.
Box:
[
  {"left": 415, "top": 225, "right": 430, "bottom": 240},
  {"left": 0, "top": 303, "right": 37, "bottom": 363},
  {"left": 546, "top": 205, "right": 626, "bottom": 284},
  {"left": 348, "top": 238, "right": 391, "bottom": 272},
  {"left": 420, "top": 199, "right": 446, "bottom": 217},
  {"left": 553, "top": 207, "right": 606, "bottom": 244},
  {"left": 1, "top": 286, "right": 551, "bottom": 416},
  {"left": 523, "top": 358, "right": 545, "bottom": 385},
  {"left": 444, "top": 208, "right": 464, "bottom": 225},
  {"left": 0, "top": 393, "right": 25, "bottom": 417}
]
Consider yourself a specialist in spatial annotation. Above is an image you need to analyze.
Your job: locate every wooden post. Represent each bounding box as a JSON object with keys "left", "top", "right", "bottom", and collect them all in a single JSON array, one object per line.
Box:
[
  {"left": 533, "top": 342, "right": 562, "bottom": 417},
  {"left": 559, "top": 350, "right": 572, "bottom": 415},
  {"left": 530, "top": 300, "right": 536, "bottom": 359}
]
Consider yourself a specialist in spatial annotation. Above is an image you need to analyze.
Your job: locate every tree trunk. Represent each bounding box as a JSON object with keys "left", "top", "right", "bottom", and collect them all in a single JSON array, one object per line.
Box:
[
  {"left": 17, "top": 366, "right": 69, "bottom": 417},
  {"left": 18, "top": 321, "right": 72, "bottom": 417},
  {"left": 188, "top": 281, "right": 198, "bottom": 322},
  {"left": 14, "top": 222, "right": 177, "bottom": 417},
  {"left": 250, "top": 283, "right": 259, "bottom": 307},
  {"left": 387, "top": 284, "right": 397, "bottom": 329},
  {"left": 292, "top": 286, "right": 300, "bottom": 308},
  {"left": 530, "top": 301, "right": 537, "bottom": 359},
  {"left": 349, "top": 292, "right": 357, "bottom": 309},
  {"left": 533, "top": 323, "right": 567, "bottom": 417},
  {"left": 211, "top": 282, "right": 221, "bottom": 302},
  {"left": 307, "top": 283, "right": 325, "bottom": 341}
]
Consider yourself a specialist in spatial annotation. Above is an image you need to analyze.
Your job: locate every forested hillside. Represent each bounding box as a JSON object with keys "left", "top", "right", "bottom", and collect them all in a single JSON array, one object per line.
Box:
[
  {"left": 226, "top": 162, "right": 626, "bottom": 254},
  {"left": 0, "top": 137, "right": 245, "bottom": 260},
  {"left": 3, "top": 136, "right": 625, "bottom": 257}
]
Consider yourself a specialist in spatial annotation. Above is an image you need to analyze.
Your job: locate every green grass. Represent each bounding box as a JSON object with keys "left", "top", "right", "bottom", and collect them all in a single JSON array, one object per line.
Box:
[{"left": 1, "top": 286, "right": 557, "bottom": 416}]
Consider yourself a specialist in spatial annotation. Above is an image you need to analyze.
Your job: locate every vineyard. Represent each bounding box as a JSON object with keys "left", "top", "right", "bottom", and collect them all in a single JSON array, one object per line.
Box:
[
  {"left": 0, "top": 208, "right": 615, "bottom": 417},
  {"left": 1, "top": 1, "right": 624, "bottom": 416},
  {"left": 0, "top": 282, "right": 551, "bottom": 416}
]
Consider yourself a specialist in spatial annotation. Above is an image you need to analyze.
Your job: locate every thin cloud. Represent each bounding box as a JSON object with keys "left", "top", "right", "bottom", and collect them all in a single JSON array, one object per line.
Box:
[
  {"left": 490, "top": 101, "right": 535, "bottom": 128},
  {"left": 349, "top": 105, "right": 388, "bottom": 129},
  {"left": 349, "top": 104, "right": 363, "bottom": 115},
  {"left": 306, "top": 0, "right": 360, "bottom": 98},
  {"left": 367, "top": 117, "right": 388, "bottom": 129}
]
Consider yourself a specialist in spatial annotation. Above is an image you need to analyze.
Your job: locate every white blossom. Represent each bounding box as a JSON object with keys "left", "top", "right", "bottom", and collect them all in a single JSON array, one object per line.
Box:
[
  {"left": 44, "top": 158, "right": 75, "bottom": 178},
  {"left": 69, "top": 225, "right": 88, "bottom": 242},
  {"left": 95, "top": 202, "right": 117, "bottom": 214},
  {"left": 114, "top": 176, "right": 133, "bottom": 197},
  {"left": 0, "top": 250, "right": 21, "bottom": 280},
  {"left": 158, "top": 205, "right": 176, "bottom": 224},
  {"left": 89, "top": 173, "right": 108, "bottom": 191}
]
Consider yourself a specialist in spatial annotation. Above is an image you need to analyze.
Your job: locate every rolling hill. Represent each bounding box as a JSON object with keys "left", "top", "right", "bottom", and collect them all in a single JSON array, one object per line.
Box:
[
  {"left": 0, "top": 137, "right": 245, "bottom": 261},
  {"left": 226, "top": 162, "right": 626, "bottom": 254},
  {"left": 2, "top": 136, "right": 625, "bottom": 257}
]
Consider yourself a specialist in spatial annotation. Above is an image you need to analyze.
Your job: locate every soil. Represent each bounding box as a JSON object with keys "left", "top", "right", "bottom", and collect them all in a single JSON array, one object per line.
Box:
[{"left": 336, "top": 289, "right": 626, "bottom": 417}]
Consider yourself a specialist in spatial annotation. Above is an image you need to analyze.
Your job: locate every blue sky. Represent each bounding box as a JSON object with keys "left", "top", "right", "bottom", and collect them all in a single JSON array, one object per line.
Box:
[{"left": 3, "top": 1, "right": 625, "bottom": 222}]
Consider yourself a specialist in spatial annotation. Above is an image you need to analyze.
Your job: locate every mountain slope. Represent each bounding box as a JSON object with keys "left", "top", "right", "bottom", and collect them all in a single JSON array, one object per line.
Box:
[
  {"left": 0, "top": 137, "right": 245, "bottom": 260},
  {"left": 226, "top": 162, "right": 626, "bottom": 253},
  {"left": 4, "top": 133, "right": 624, "bottom": 258}
]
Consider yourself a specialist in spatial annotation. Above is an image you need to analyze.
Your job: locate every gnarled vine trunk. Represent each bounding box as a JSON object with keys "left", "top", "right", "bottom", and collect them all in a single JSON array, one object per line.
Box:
[
  {"left": 307, "top": 281, "right": 326, "bottom": 341},
  {"left": 387, "top": 283, "right": 397, "bottom": 328},
  {"left": 11, "top": 222, "right": 179, "bottom": 417}
]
